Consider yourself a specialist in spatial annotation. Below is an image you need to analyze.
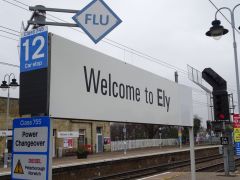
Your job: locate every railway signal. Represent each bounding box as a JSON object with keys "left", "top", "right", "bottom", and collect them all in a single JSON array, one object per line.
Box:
[
  {"left": 202, "top": 67, "right": 235, "bottom": 175},
  {"left": 206, "top": 120, "right": 212, "bottom": 130},
  {"left": 212, "top": 90, "right": 230, "bottom": 121},
  {"left": 202, "top": 68, "right": 230, "bottom": 122}
]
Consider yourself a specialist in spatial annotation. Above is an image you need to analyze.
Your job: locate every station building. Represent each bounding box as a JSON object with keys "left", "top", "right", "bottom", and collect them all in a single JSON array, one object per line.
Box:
[{"left": 0, "top": 97, "right": 111, "bottom": 158}]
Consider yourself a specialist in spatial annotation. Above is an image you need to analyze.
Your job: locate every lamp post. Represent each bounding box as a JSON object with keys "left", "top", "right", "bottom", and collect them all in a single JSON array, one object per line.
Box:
[
  {"left": 0, "top": 73, "right": 19, "bottom": 168},
  {"left": 205, "top": 4, "right": 240, "bottom": 113},
  {"left": 205, "top": 7, "right": 240, "bottom": 174}
]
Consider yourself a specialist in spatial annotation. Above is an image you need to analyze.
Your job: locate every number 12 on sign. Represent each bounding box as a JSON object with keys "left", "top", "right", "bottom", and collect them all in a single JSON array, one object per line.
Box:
[{"left": 20, "top": 26, "right": 48, "bottom": 72}]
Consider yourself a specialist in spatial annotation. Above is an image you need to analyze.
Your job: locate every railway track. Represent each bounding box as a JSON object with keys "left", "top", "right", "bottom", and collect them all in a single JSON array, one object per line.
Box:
[
  {"left": 92, "top": 154, "right": 223, "bottom": 180},
  {"left": 196, "top": 158, "right": 240, "bottom": 172}
]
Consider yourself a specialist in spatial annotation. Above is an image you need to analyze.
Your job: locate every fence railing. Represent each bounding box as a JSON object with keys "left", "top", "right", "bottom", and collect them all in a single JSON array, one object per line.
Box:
[
  {"left": 111, "top": 137, "right": 221, "bottom": 151},
  {"left": 196, "top": 136, "right": 220, "bottom": 145},
  {"left": 111, "top": 139, "right": 178, "bottom": 151}
]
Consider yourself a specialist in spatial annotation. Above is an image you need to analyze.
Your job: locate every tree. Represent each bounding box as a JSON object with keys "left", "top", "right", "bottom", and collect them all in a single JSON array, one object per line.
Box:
[
  {"left": 181, "top": 115, "right": 203, "bottom": 144},
  {"left": 111, "top": 123, "right": 179, "bottom": 140},
  {"left": 193, "top": 115, "right": 202, "bottom": 137}
]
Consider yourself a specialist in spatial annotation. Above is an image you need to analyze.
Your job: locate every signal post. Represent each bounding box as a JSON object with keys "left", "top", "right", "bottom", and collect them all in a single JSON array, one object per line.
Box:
[{"left": 202, "top": 68, "right": 235, "bottom": 175}]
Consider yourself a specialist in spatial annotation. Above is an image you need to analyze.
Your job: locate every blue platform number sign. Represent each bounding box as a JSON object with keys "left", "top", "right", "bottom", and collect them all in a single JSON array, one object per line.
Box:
[{"left": 20, "top": 26, "right": 48, "bottom": 72}]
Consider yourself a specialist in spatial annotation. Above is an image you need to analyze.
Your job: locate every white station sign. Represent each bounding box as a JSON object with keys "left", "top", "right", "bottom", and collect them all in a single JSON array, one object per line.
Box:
[
  {"left": 57, "top": 131, "right": 79, "bottom": 138},
  {"left": 13, "top": 127, "right": 48, "bottom": 152},
  {"left": 0, "top": 130, "right": 12, "bottom": 137},
  {"left": 12, "top": 117, "right": 52, "bottom": 180},
  {"left": 49, "top": 34, "right": 193, "bottom": 127},
  {"left": 12, "top": 154, "right": 47, "bottom": 180}
]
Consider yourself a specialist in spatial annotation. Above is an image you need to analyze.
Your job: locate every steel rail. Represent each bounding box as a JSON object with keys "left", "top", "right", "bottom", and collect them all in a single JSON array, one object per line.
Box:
[{"left": 92, "top": 154, "right": 223, "bottom": 180}]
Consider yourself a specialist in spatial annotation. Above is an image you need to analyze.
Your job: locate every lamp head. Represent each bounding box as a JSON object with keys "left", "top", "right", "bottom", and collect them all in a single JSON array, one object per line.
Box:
[
  {"left": 0, "top": 80, "right": 9, "bottom": 91},
  {"left": 9, "top": 78, "right": 19, "bottom": 89},
  {"left": 206, "top": 20, "right": 228, "bottom": 40}
]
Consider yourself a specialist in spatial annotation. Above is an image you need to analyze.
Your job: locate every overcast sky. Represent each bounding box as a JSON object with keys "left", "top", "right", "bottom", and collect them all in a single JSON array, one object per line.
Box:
[{"left": 1, "top": 0, "right": 240, "bottom": 125}]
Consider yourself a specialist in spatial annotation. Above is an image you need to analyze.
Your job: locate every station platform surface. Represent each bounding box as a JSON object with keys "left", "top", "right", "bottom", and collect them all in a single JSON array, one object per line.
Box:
[
  {"left": 138, "top": 171, "right": 240, "bottom": 180},
  {"left": 0, "top": 144, "right": 220, "bottom": 176}
]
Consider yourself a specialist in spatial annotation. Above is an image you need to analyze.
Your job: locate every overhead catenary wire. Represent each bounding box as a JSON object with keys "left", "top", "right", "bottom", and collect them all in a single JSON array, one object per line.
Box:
[
  {"left": 2, "top": 0, "right": 240, "bottom": 103},
  {"left": 1, "top": 0, "right": 190, "bottom": 81},
  {"left": 46, "top": 13, "right": 189, "bottom": 75},
  {"left": 1, "top": 0, "right": 229, "bottom": 117},
  {"left": 0, "top": 34, "right": 18, "bottom": 41},
  {"left": 10, "top": 0, "right": 239, "bottom": 76},
  {"left": 4, "top": 0, "right": 240, "bottom": 80},
  {"left": 1, "top": 0, "right": 29, "bottom": 11},
  {"left": 2, "top": 0, "right": 189, "bottom": 76},
  {"left": 0, "top": 29, "right": 19, "bottom": 37},
  {"left": 11, "top": 0, "right": 27, "bottom": 7},
  {"left": 0, "top": 61, "right": 19, "bottom": 67},
  {"left": 0, "top": 25, "right": 20, "bottom": 33}
]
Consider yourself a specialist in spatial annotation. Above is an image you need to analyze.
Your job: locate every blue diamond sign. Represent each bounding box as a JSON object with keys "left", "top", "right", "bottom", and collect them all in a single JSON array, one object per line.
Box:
[{"left": 72, "top": 0, "right": 122, "bottom": 44}]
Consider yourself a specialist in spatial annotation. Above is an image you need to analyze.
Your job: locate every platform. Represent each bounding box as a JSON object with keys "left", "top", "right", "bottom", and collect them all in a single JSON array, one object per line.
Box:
[
  {"left": 138, "top": 171, "right": 240, "bottom": 180},
  {"left": 0, "top": 145, "right": 220, "bottom": 177}
]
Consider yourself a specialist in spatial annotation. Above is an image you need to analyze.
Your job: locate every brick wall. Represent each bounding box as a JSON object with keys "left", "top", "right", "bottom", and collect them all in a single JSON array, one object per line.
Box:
[{"left": 0, "top": 97, "right": 111, "bottom": 157}]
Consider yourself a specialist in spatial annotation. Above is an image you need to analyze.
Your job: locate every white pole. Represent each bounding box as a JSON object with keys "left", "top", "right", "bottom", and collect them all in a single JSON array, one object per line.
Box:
[
  {"left": 189, "top": 127, "right": 196, "bottom": 180},
  {"left": 230, "top": 11, "right": 240, "bottom": 113},
  {"left": 215, "top": 6, "right": 240, "bottom": 113}
]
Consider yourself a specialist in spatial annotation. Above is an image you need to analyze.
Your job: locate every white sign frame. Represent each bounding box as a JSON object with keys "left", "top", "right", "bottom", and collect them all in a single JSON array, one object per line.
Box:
[{"left": 49, "top": 34, "right": 193, "bottom": 127}]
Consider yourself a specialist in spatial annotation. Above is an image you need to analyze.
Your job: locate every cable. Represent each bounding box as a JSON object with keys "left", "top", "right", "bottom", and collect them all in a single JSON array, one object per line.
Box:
[
  {"left": 3, "top": 0, "right": 189, "bottom": 75},
  {"left": 41, "top": 11, "right": 188, "bottom": 75},
  {"left": 5, "top": 0, "right": 238, "bottom": 96},
  {"left": 11, "top": 0, "right": 27, "bottom": 7},
  {"left": 1, "top": 0, "right": 29, "bottom": 11},
  {"left": 0, "top": 61, "right": 19, "bottom": 67},
  {"left": 0, "top": 0, "right": 218, "bottom": 104},
  {"left": 47, "top": 13, "right": 189, "bottom": 75},
  {"left": 0, "top": 29, "right": 19, "bottom": 37},
  {"left": 208, "top": 0, "right": 240, "bottom": 34},
  {"left": 0, "top": 25, "right": 20, "bottom": 33},
  {"left": 0, "top": 34, "right": 18, "bottom": 41}
]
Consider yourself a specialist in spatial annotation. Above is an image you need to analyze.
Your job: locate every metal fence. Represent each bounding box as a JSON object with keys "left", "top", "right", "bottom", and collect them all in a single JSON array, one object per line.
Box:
[
  {"left": 196, "top": 136, "right": 220, "bottom": 145},
  {"left": 111, "top": 139, "right": 178, "bottom": 151}
]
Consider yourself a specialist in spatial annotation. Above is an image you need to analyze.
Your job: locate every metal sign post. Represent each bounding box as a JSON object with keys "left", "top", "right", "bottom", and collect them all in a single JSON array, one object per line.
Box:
[
  {"left": 189, "top": 127, "right": 196, "bottom": 180},
  {"left": 26, "top": 1, "right": 122, "bottom": 44}
]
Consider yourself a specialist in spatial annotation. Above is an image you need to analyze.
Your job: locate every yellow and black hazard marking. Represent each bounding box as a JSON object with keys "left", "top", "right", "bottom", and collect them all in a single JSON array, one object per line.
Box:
[{"left": 14, "top": 160, "right": 24, "bottom": 174}]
